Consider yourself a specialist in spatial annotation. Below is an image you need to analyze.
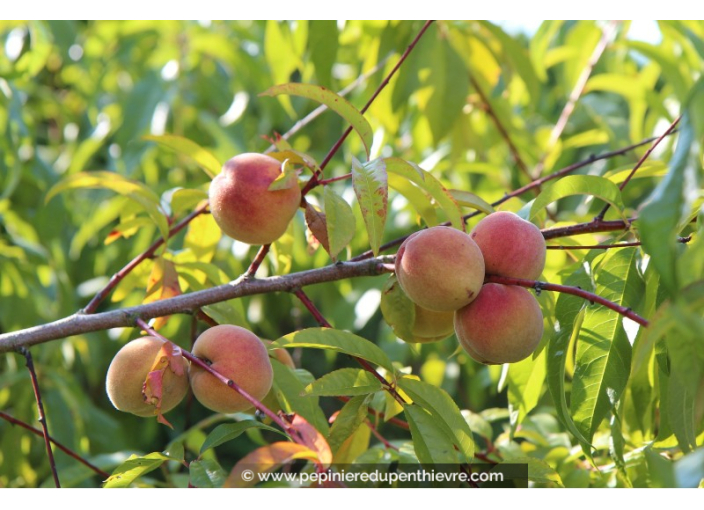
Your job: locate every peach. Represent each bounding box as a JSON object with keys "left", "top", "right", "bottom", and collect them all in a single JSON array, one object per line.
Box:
[
  {"left": 454, "top": 283, "right": 543, "bottom": 364},
  {"left": 408, "top": 305, "right": 455, "bottom": 343},
  {"left": 209, "top": 153, "right": 301, "bottom": 245},
  {"left": 105, "top": 336, "right": 189, "bottom": 417},
  {"left": 470, "top": 211, "right": 546, "bottom": 280},
  {"left": 262, "top": 339, "right": 295, "bottom": 369},
  {"left": 189, "top": 325, "right": 273, "bottom": 414},
  {"left": 395, "top": 226, "right": 485, "bottom": 312}
]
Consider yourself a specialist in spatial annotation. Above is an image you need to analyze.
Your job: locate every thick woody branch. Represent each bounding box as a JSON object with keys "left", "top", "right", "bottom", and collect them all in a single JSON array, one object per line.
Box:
[{"left": 0, "top": 257, "right": 393, "bottom": 354}]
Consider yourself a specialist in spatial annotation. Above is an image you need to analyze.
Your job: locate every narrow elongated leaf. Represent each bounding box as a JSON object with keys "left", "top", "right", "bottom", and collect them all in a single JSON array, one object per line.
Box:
[
  {"left": 304, "top": 368, "right": 382, "bottom": 397},
  {"left": 103, "top": 452, "right": 170, "bottom": 488},
  {"left": 379, "top": 275, "right": 417, "bottom": 343},
  {"left": 547, "top": 265, "right": 594, "bottom": 450},
  {"left": 274, "top": 328, "right": 395, "bottom": 374},
  {"left": 502, "top": 456, "right": 563, "bottom": 487},
  {"left": 352, "top": 158, "right": 388, "bottom": 256},
  {"left": 404, "top": 404, "right": 458, "bottom": 464},
  {"left": 143, "top": 134, "right": 221, "bottom": 178},
  {"left": 448, "top": 189, "right": 495, "bottom": 215},
  {"left": 328, "top": 394, "right": 372, "bottom": 452},
  {"left": 385, "top": 157, "right": 464, "bottom": 230},
  {"left": 388, "top": 173, "right": 438, "bottom": 226},
  {"left": 640, "top": 112, "right": 698, "bottom": 298},
  {"left": 571, "top": 248, "right": 643, "bottom": 443},
  {"left": 323, "top": 187, "right": 356, "bottom": 260},
  {"left": 507, "top": 345, "right": 547, "bottom": 430},
  {"left": 45, "top": 171, "right": 170, "bottom": 240},
  {"left": 530, "top": 175, "right": 626, "bottom": 221},
  {"left": 271, "top": 360, "right": 329, "bottom": 435},
  {"left": 260, "top": 83, "right": 373, "bottom": 159},
  {"left": 304, "top": 202, "right": 331, "bottom": 254},
  {"left": 200, "top": 421, "right": 285, "bottom": 455},
  {"left": 398, "top": 377, "right": 474, "bottom": 461}
]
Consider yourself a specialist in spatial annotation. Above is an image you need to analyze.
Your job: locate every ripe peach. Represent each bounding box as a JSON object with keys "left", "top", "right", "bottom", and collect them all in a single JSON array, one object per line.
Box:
[
  {"left": 395, "top": 226, "right": 485, "bottom": 312},
  {"left": 209, "top": 153, "right": 301, "bottom": 245},
  {"left": 105, "top": 336, "right": 189, "bottom": 417},
  {"left": 470, "top": 211, "right": 546, "bottom": 280},
  {"left": 454, "top": 283, "right": 543, "bottom": 364},
  {"left": 189, "top": 325, "right": 273, "bottom": 414}
]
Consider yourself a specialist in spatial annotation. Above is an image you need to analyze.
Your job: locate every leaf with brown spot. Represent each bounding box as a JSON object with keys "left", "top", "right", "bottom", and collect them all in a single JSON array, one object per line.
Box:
[
  {"left": 288, "top": 414, "right": 333, "bottom": 466},
  {"left": 352, "top": 157, "right": 388, "bottom": 256},
  {"left": 304, "top": 202, "right": 330, "bottom": 255}
]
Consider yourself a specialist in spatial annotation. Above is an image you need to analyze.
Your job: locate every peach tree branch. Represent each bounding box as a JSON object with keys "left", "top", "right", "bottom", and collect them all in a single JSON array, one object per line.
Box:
[{"left": 0, "top": 257, "right": 394, "bottom": 354}]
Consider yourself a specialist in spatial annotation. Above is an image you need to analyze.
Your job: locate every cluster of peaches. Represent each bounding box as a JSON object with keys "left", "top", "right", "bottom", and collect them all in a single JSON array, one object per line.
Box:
[
  {"left": 105, "top": 152, "right": 547, "bottom": 420},
  {"left": 393, "top": 212, "right": 547, "bottom": 364}
]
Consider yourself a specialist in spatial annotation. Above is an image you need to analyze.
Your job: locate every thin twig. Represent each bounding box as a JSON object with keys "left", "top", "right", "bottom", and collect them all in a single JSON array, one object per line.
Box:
[
  {"left": 596, "top": 115, "right": 681, "bottom": 220},
  {"left": 83, "top": 203, "right": 209, "bottom": 314},
  {"left": 293, "top": 289, "right": 407, "bottom": 406},
  {"left": 533, "top": 21, "right": 619, "bottom": 179},
  {"left": 19, "top": 348, "right": 61, "bottom": 487},
  {"left": 0, "top": 411, "right": 109, "bottom": 479},
  {"left": 485, "top": 274, "right": 649, "bottom": 327},
  {"left": 337, "top": 396, "right": 410, "bottom": 430},
  {"left": 300, "top": 20, "right": 435, "bottom": 196},
  {"left": 364, "top": 419, "right": 399, "bottom": 451},
  {"left": 469, "top": 75, "right": 531, "bottom": 182},
  {"left": 541, "top": 218, "right": 633, "bottom": 240},
  {"left": 547, "top": 236, "right": 691, "bottom": 250}
]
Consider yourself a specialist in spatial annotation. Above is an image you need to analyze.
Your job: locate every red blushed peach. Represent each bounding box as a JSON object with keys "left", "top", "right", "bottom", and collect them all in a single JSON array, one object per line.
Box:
[
  {"left": 470, "top": 211, "right": 546, "bottom": 280},
  {"left": 189, "top": 325, "right": 273, "bottom": 414},
  {"left": 209, "top": 153, "right": 301, "bottom": 245},
  {"left": 454, "top": 283, "right": 543, "bottom": 364},
  {"left": 395, "top": 226, "right": 485, "bottom": 312}
]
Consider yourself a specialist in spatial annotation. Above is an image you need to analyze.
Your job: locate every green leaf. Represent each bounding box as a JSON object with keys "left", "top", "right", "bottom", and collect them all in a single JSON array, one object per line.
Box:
[
  {"left": 385, "top": 157, "right": 464, "bottom": 230},
  {"left": 404, "top": 404, "right": 459, "bottom": 464},
  {"left": 507, "top": 345, "right": 547, "bottom": 430},
  {"left": 323, "top": 186, "right": 356, "bottom": 260},
  {"left": 308, "top": 21, "right": 338, "bottom": 88},
  {"left": 447, "top": 189, "right": 495, "bottom": 215},
  {"left": 170, "top": 188, "right": 208, "bottom": 215},
  {"left": 271, "top": 360, "right": 329, "bottom": 435},
  {"left": 274, "top": 328, "right": 395, "bottom": 374},
  {"left": 45, "top": 171, "right": 169, "bottom": 241},
  {"left": 189, "top": 459, "right": 227, "bottom": 488},
  {"left": 267, "top": 159, "right": 299, "bottom": 191},
  {"left": 200, "top": 421, "right": 285, "bottom": 455},
  {"left": 260, "top": 82, "right": 373, "bottom": 159},
  {"left": 530, "top": 175, "right": 626, "bottom": 221},
  {"left": 328, "top": 394, "right": 373, "bottom": 452},
  {"left": 304, "top": 368, "right": 383, "bottom": 397},
  {"left": 571, "top": 248, "right": 642, "bottom": 443},
  {"left": 352, "top": 158, "right": 388, "bottom": 256},
  {"left": 639, "top": 112, "right": 699, "bottom": 298},
  {"left": 398, "top": 377, "right": 474, "bottom": 461},
  {"left": 547, "top": 266, "right": 593, "bottom": 450},
  {"left": 143, "top": 134, "right": 221, "bottom": 178},
  {"left": 388, "top": 173, "right": 438, "bottom": 226},
  {"left": 103, "top": 452, "right": 170, "bottom": 488}
]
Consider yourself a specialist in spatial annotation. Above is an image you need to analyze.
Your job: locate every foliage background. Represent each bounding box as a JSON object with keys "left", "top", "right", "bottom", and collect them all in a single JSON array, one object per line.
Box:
[{"left": 1, "top": 20, "right": 703, "bottom": 488}]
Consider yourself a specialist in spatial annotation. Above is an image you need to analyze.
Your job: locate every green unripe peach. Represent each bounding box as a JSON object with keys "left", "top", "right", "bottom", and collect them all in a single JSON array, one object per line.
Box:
[
  {"left": 407, "top": 305, "right": 455, "bottom": 343},
  {"left": 105, "top": 336, "right": 189, "bottom": 417},
  {"left": 454, "top": 283, "right": 543, "bottom": 364},
  {"left": 470, "top": 211, "right": 546, "bottom": 280},
  {"left": 209, "top": 153, "right": 301, "bottom": 245},
  {"left": 189, "top": 325, "right": 273, "bottom": 414},
  {"left": 395, "top": 226, "right": 485, "bottom": 312}
]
